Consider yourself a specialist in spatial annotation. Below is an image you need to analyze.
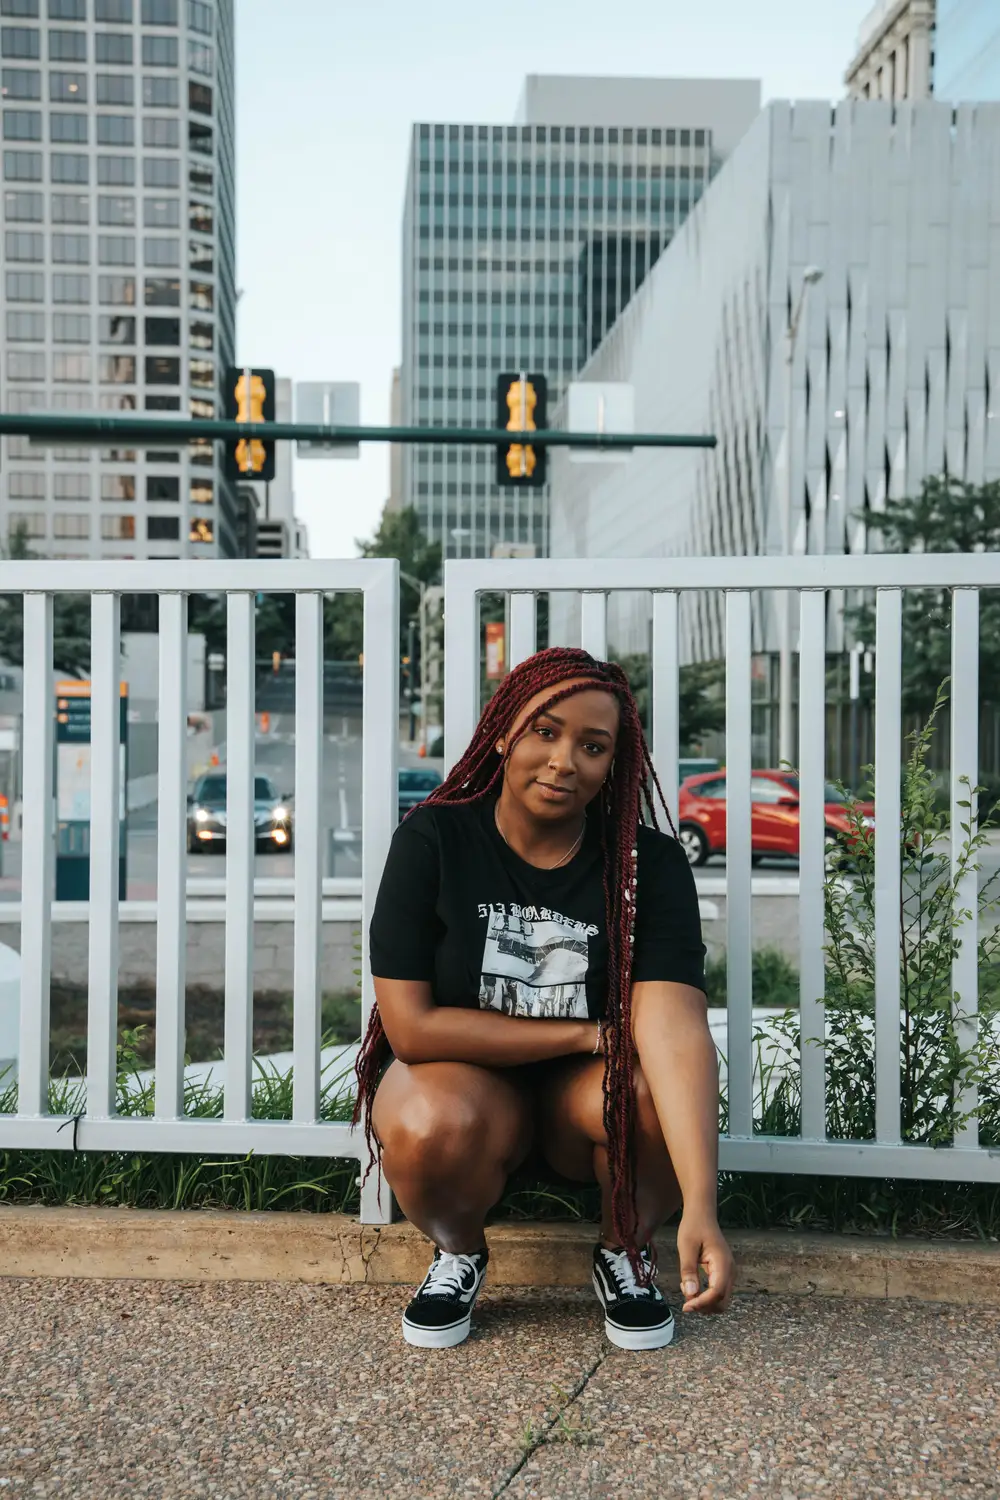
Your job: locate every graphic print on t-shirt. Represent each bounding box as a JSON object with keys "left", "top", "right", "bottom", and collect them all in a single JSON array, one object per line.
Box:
[{"left": 477, "top": 902, "right": 599, "bottom": 1019}]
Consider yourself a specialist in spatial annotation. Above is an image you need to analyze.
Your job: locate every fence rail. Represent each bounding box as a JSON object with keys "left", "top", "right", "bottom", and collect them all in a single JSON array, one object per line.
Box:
[{"left": 1, "top": 554, "right": 999, "bottom": 1225}]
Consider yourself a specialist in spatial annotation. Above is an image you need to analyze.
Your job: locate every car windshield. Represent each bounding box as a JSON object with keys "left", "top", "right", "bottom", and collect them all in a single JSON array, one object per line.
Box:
[
  {"left": 197, "top": 776, "right": 277, "bottom": 801},
  {"left": 399, "top": 770, "right": 441, "bottom": 791}
]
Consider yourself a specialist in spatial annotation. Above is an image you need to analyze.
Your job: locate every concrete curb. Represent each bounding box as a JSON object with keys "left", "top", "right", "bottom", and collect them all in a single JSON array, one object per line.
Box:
[{"left": 0, "top": 1207, "right": 998, "bottom": 1303}]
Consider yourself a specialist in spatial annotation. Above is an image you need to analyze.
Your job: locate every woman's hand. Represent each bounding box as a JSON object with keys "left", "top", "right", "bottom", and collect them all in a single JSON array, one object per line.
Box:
[{"left": 676, "top": 1211, "right": 735, "bottom": 1314}]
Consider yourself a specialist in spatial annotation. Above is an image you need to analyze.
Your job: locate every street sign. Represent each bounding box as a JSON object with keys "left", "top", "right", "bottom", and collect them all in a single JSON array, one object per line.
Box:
[
  {"left": 54, "top": 679, "right": 128, "bottom": 900},
  {"left": 567, "top": 382, "right": 634, "bottom": 463},
  {"left": 295, "top": 382, "right": 361, "bottom": 459}
]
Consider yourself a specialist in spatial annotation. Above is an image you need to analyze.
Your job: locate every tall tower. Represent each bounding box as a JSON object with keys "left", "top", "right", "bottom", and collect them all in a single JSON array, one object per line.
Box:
[{"left": 0, "top": 0, "right": 237, "bottom": 559}]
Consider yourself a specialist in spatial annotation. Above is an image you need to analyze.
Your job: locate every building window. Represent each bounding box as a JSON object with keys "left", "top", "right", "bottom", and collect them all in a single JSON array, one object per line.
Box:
[
  {"left": 99, "top": 354, "right": 134, "bottom": 382},
  {"left": 8, "top": 471, "right": 44, "bottom": 498},
  {"left": 3, "top": 107, "right": 40, "bottom": 138},
  {"left": 48, "top": 0, "right": 86, "bottom": 17},
  {"left": 4, "top": 226, "right": 40, "bottom": 256},
  {"left": 144, "top": 275, "right": 178, "bottom": 305},
  {"left": 142, "top": 115, "right": 177, "bottom": 148},
  {"left": 53, "top": 271, "right": 89, "bottom": 299},
  {"left": 188, "top": 79, "right": 210, "bottom": 114},
  {"left": 141, "top": 35, "right": 176, "bottom": 67},
  {"left": 190, "top": 477, "right": 212, "bottom": 504},
  {"left": 143, "top": 234, "right": 178, "bottom": 265},
  {"left": 98, "top": 192, "right": 134, "bottom": 224},
  {"left": 189, "top": 517, "right": 212, "bottom": 543},
  {"left": 99, "top": 312, "right": 134, "bottom": 341},
  {"left": 189, "top": 317, "right": 212, "bottom": 349},
  {"left": 101, "top": 473, "right": 135, "bottom": 500},
  {"left": 1, "top": 0, "right": 39, "bottom": 17},
  {"left": 144, "top": 313, "right": 177, "bottom": 342},
  {"left": 52, "top": 189, "right": 87, "bottom": 221},
  {"left": 3, "top": 146, "right": 38, "bottom": 177},
  {"left": 1, "top": 66, "right": 40, "bottom": 98},
  {"left": 186, "top": 0, "right": 211, "bottom": 34},
  {"left": 1, "top": 30, "right": 41, "bottom": 61},
  {"left": 52, "top": 231, "right": 89, "bottom": 262},
  {"left": 142, "top": 73, "right": 175, "bottom": 106},
  {"left": 188, "top": 435, "right": 211, "bottom": 466},
  {"left": 6, "top": 306, "right": 42, "bottom": 338},
  {"left": 102, "top": 514, "right": 135, "bottom": 539},
  {"left": 188, "top": 277, "right": 211, "bottom": 310},
  {"left": 143, "top": 194, "right": 177, "bottom": 226},
  {"left": 189, "top": 161, "right": 211, "bottom": 193},
  {"left": 6, "top": 267, "right": 41, "bottom": 297},
  {"left": 142, "top": 0, "right": 177, "bottom": 20},
  {"left": 145, "top": 392, "right": 177, "bottom": 409},
  {"left": 48, "top": 29, "right": 86, "bottom": 62},
  {"left": 97, "top": 114, "right": 134, "bottom": 146},
  {"left": 98, "top": 273, "right": 135, "bottom": 303},
  {"left": 146, "top": 473, "right": 177, "bottom": 501},
  {"left": 188, "top": 199, "right": 211, "bottom": 234},
  {"left": 4, "top": 185, "right": 40, "bottom": 216},
  {"left": 51, "top": 151, "right": 87, "bottom": 182},
  {"left": 95, "top": 33, "right": 132, "bottom": 65},
  {"left": 97, "top": 154, "right": 134, "bottom": 184},
  {"left": 98, "top": 232, "right": 134, "bottom": 263},
  {"left": 50, "top": 71, "right": 87, "bottom": 103},
  {"left": 187, "top": 39, "right": 211, "bottom": 75},
  {"left": 53, "top": 512, "right": 89, "bottom": 539},
  {"left": 50, "top": 110, "right": 87, "bottom": 141},
  {"left": 188, "top": 394, "right": 211, "bottom": 417},
  {"left": 188, "top": 120, "right": 210, "bottom": 155},
  {"left": 147, "top": 514, "right": 178, "bottom": 540},
  {"left": 8, "top": 510, "right": 45, "bottom": 537},
  {"left": 189, "top": 355, "right": 213, "bottom": 388},
  {"left": 6, "top": 348, "right": 43, "bottom": 378},
  {"left": 145, "top": 354, "right": 178, "bottom": 383},
  {"left": 53, "top": 311, "right": 90, "bottom": 341},
  {"left": 53, "top": 473, "right": 88, "bottom": 500},
  {"left": 143, "top": 154, "right": 177, "bottom": 187},
  {"left": 96, "top": 0, "right": 133, "bottom": 20},
  {"left": 188, "top": 237, "right": 210, "bottom": 272},
  {"left": 52, "top": 351, "right": 90, "bottom": 380}
]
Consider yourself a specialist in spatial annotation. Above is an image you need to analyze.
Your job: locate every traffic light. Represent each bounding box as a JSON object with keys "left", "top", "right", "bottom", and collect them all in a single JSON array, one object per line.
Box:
[
  {"left": 496, "top": 372, "right": 547, "bottom": 487},
  {"left": 224, "top": 366, "right": 276, "bottom": 481}
]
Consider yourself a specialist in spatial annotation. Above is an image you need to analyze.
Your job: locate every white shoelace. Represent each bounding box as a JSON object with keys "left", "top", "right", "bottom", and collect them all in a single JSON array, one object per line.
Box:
[
  {"left": 420, "top": 1252, "right": 480, "bottom": 1300},
  {"left": 602, "top": 1247, "right": 658, "bottom": 1298}
]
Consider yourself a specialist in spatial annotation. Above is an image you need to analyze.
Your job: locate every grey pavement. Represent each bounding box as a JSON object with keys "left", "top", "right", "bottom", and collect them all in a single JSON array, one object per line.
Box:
[{"left": 0, "top": 1278, "right": 997, "bottom": 1497}]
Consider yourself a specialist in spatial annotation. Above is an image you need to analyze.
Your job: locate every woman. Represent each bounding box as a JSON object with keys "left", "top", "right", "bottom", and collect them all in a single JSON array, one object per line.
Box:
[{"left": 354, "top": 647, "right": 734, "bottom": 1350}]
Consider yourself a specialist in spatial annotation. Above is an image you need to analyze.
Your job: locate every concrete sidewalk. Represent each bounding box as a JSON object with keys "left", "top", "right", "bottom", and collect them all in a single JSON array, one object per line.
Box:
[{"left": 0, "top": 1277, "right": 997, "bottom": 1497}]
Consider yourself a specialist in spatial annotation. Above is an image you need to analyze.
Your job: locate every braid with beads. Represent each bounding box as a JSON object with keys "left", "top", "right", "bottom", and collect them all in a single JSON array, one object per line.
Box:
[{"left": 352, "top": 646, "right": 680, "bottom": 1274}]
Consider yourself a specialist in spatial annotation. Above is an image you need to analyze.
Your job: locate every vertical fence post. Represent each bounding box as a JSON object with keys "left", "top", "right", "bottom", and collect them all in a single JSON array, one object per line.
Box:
[
  {"left": 650, "top": 591, "right": 680, "bottom": 830},
  {"left": 874, "top": 588, "right": 903, "bottom": 1145},
  {"left": 293, "top": 590, "right": 324, "bottom": 1125},
  {"left": 443, "top": 562, "right": 479, "bottom": 776},
  {"left": 798, "top": 589, "right": 827, "bottom": 1140},
  {"left": 508, "top": 592, "right": 536, "bottom": 669},
  {"left": 951, "top": 587, "right": 980, "bottom": 1149},
  {"left": 154, "top": 591, "right": 188, "bottom": 1120},
  {"left": 725, "top": 591, "right": 753, "bottom": 1137},
  {"left": 224, "top": 591, "right": 255, "bottom": 1122},
  {"left": 17, "top": 592, "right": 54, "bottom": 1117},
  {"left": 87, "top": 591, "right": 121, "bottom": 1120}
]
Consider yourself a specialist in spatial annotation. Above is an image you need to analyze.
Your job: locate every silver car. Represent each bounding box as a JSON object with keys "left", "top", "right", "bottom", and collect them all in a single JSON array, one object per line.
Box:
[{"left": 187, "top": 772, "right": 294, "bottom": 853}]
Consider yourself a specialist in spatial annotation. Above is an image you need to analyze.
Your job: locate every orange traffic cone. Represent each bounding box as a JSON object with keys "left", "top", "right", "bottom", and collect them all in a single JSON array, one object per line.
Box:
[{"left": 418, "top": 743, "right": 426, "bottom": 758}]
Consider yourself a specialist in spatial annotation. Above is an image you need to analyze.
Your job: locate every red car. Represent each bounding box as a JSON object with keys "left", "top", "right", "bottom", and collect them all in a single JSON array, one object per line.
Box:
[{"left": 676, "top": 769, "right": 875, "bottom": 867}]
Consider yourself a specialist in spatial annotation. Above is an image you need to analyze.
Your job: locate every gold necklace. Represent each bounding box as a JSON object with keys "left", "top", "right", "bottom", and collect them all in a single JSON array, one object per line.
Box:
[{"left": 494, "top": 802, "right": 585, "bottom": 870}]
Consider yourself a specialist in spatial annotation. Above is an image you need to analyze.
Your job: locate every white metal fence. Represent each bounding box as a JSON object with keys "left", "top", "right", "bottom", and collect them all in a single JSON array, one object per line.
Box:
[
  {"left": 444, "top": 554, "right": 1000, "bottom": 1184},
  {"left": 0, "top": 560, "right": 398, "bottom": 1223},
  {"left": 1, "top": 554, "right": 998, "bottom": 1230}
]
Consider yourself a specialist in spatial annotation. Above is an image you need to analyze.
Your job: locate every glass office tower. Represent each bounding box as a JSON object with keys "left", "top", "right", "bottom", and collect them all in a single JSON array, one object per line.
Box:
[
  {"left": 0, "top": 0, "right": 237, "bottom": 559},
  {"left": 934, "top": 0, "right": 1000, "bottom": 100}
]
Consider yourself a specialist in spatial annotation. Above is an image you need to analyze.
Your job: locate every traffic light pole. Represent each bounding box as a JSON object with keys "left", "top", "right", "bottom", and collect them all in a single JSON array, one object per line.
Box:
[{"left": 0, "top": 413, "right": 716, "bottom": 451}]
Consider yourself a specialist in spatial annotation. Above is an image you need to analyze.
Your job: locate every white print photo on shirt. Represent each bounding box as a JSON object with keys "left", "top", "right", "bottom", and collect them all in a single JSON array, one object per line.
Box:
[{"left": 476, "top": 902, "right": 600, "bottom": 1020}]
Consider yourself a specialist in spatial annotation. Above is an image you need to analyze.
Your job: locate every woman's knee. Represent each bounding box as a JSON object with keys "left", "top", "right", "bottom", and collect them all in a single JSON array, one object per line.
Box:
[{"left": 374, "top": 1067, "right": 524, "bottom": 1178}]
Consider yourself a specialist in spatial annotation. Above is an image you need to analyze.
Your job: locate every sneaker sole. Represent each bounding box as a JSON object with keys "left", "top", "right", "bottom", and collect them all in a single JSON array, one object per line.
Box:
[
  {"left": 401, "top": 1311, "right": 473, "bottom": 1349},
  {"left": 592, "top": 1270, "right": 675, "bottom": 1351}
]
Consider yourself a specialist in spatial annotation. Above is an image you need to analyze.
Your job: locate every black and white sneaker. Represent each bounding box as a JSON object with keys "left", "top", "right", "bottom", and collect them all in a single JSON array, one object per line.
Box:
[
  {"left": 592, "top": 1244, "right": 675, "bottom": 1351},
  {"left": 401, "top": 1246, "right": 489, "bottom": 1349}
]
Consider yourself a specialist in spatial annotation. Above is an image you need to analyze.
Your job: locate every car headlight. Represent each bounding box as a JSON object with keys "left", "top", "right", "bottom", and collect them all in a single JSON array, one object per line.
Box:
[
  {"left": 273, "top": 805, "right": 289, "bottom": 821},
  {"left": 194, "top": 807, "right": 210, "bottom": 823}
]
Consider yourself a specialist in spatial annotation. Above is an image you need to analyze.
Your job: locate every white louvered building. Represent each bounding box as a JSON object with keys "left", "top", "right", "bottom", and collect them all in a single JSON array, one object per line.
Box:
[{"left": 549, "top": 99, "right": 1000, "bottom": 662}]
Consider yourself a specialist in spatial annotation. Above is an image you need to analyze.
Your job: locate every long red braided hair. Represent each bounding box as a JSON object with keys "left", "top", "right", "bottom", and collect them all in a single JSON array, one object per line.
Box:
[{"left": 352, "top": 646, "right": 680, "bottom": 1265}]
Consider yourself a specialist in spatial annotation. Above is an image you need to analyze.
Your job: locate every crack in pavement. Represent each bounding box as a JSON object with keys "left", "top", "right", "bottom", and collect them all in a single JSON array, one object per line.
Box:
[{"left": 490, "top": 1346, "right": 608, "bottom": 1499}]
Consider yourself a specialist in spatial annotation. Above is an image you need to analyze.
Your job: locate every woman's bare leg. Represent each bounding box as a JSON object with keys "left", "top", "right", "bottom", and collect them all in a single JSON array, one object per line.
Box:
[
  {"left": 372, "top": 1060, "right": 534, "bottom": 1254},
  {"left": 535, "top": 1055, "right": 682, "bottom": 1246}
]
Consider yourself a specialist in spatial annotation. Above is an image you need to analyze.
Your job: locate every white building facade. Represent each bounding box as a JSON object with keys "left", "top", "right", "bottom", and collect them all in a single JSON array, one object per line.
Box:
[
  {"left": 549, "top": 100, "right": 1000, "bottom": 661},
  {"left": 0, "top": 0, "right": 237, "bottom": 560}
]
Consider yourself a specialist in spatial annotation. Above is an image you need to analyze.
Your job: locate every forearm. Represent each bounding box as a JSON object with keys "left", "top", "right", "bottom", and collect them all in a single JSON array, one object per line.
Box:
[
  {"left": 632, "top": 983, "right": 720, "bottom": 1215},
  {"left": 386, "top": 999, "right": 595, "bottom": 1068}
]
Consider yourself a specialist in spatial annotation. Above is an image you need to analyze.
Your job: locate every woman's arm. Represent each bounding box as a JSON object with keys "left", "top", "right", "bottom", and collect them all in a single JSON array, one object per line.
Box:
[
  {"left": 375, "top": 976, "right": 599, "bottom": 1067},
  {"left": 631, "top": 979, "right": 735, "bottom": 1314}
]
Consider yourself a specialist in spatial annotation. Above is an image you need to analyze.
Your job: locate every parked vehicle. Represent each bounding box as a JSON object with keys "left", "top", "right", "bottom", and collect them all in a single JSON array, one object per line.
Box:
[
  {"left": 398, "top": 767, "right": 442, "bottom": 821},
  {"left": 187, "top": 772, "right": 294, "bottom": 853},
  {"left": 676, "top": 768, "right": 875, "bottom": 867}
]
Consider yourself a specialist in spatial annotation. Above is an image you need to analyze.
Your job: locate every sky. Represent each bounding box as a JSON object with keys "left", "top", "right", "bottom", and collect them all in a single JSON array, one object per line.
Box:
[{"left": 235, "top": 0, "right": 868, "bottom": 559}]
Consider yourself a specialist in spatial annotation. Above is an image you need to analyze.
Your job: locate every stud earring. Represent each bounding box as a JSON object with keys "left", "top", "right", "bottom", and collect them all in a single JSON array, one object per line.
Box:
[{"left": 496, "top": 742, "right": 504, "bottom": 755}]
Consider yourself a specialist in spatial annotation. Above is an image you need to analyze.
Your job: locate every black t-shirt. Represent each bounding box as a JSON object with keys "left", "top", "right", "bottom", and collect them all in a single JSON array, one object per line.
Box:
[{"left": 369, "top": 797, "right": 707, "bottom": 1022}]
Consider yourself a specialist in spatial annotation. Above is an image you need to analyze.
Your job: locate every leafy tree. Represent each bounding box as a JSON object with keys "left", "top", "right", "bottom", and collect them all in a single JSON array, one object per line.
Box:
[
  {"left": 842, "top": 475, "right": 1000, "bottom": 711},
  {"left": 324, "top": 505, "right": 442, "bottom": 664},
  {"left": 0, "top": 524, "right": 90, "bottom": 677}
]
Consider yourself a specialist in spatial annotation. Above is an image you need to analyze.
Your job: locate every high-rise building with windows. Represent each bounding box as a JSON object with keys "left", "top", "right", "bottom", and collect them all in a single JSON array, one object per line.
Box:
[
  {"left": 0, "top": 0, "right": 236, "bottom": 560},
  {"left": 400, "top": 76, "right": 760, "bottom": 560}
]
